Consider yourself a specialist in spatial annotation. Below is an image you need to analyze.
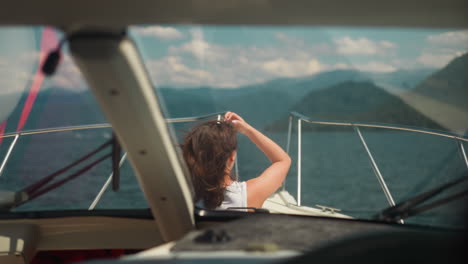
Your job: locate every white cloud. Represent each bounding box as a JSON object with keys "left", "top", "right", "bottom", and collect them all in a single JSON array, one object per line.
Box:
[
  {"left": 175, "top": 39, "right": 211, "bottom": 59},
  {"left": 184, "top": 28, "right": 208, "bottom": 59},
  {"left": 334, "top": 37, "right": 398, "bottom": 55},
  {"left": 275, "top": 33, "right": 305, "bottom": 46},
  {"left": 160, "top": 36, "right": 329, "bottom": 87},
  {"left": 147, "top": 31, "right": 404, "bottom": 88},
  {"left": 323, "top": 61, "right": 396, "bottom": 73},
  {"left": 262, "top": 58, "right": 322, "bottom": 77},
  {"left": 49, "top": 53, "right": 88, "bottom": 90},
  {"left": 169, "top": 28, "right": 228, "bottom": 62},
  {"left": 0, "top": 54, "right": 37, "bottom": 94},
  {"left": 146, "top": 56, "right": 214, "bottom": 86},
  {"left": 148, "top": 44, "right": 327, "bottom": 87},
  {"left": 1, "top": 51, "right": 87, "bottom": 91},
  {"left": 0, "top": 55, "right": 38, "bottom": 123},
  {"left": 133, "top": 26, "right": 183, "bottom": 41},
  {"left": 427, "top": 30, "right": 468, "bottom": 46},
  {"left": 414, "top": 30, "right": 468, "bottom": 69},
  {"left": 353, "top": 61, "right": 397, "bottom": 72},
  {"left": 331, "top": 63, "right": 351, "bottom": 70},
  {"left": 417, "top": 50, "right": 466, "bottom": 68}
]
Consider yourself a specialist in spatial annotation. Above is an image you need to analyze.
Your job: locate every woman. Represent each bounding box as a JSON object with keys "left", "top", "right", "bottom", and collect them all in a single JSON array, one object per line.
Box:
[{"left": 182, "top": 112, "right": 291, "bottom": 210}]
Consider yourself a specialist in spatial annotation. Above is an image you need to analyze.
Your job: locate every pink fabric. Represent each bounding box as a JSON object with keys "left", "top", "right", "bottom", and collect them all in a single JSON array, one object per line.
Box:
[
  {"left": 16, "top": 27, "right": 59, "bottom": 132},
  {"left": 0, "top": 121, "right": 6, "bottom": 145}
]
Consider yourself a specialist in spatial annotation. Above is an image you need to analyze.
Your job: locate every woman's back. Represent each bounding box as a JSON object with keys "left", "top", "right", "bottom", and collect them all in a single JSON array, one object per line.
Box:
[
  {"left": 183, "top": 112, "right": 290, "bottom": 210},
  {"left": 217, "top": 181, "right": 247, "bottom": 211}
]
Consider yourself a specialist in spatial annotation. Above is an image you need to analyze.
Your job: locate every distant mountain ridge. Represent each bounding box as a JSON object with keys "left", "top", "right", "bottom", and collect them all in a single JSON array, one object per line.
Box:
[
  {"left": 394, "top": 52, "right": 468, "bottom": 134},
  {"left": 266, "top": 81, "right": 444, "bottom": 131},
  {"left": 156, "top": 68, "right": 435, "bottom": 130},
  {"left": 0, "top": 67, "right": 441, "bottom": 136},
  {"left": 413, "top": 52, "right": 468, "bottom": 110},
  {"left": 1, "top": 87, "right": 106, "bottom": 134}
]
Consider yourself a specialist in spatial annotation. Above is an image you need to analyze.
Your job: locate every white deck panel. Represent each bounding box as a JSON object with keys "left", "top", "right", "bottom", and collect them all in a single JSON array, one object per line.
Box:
[{"left": 263, "top": 191, "right": 352, "bottom": 219}]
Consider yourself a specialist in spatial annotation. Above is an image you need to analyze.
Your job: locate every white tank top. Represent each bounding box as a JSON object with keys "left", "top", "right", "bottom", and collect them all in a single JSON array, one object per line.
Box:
[{"left": 216, "top": 181, "right": 247, "bottom": 211}]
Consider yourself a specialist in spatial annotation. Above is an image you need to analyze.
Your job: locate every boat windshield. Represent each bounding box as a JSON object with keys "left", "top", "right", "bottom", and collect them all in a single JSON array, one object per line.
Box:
[
  {"left": 0, "top": 26, "right": 148, "bottom": 212},
  {"left": 130, "top": 25, "right": 468, "bottom": 229},
  {"left": 0, "top": 26, "right": 467, "bottom": 230}
]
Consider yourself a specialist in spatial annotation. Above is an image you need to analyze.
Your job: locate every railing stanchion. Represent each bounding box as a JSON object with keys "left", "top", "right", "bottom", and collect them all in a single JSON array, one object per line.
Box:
[
  {"left": 458, "top": 139, "right": 468, "bottom": 169},
  {"left": 353, "top": 126, "right": 402, "bottom": 223},
  {"left": 289, "top": 111, "right": 468, "bottom": 143},
  {"left": 283, "top": 115, "right": 293, "bottom": 191},
  {"left": 89, "top": 153, "right": 128, "bottom": 210},
  {"left": 0, "top": 134, "right": 20, "bottom": 178},
  {"left": 297, "top": 119, "right": 302, "bottom": 206}
]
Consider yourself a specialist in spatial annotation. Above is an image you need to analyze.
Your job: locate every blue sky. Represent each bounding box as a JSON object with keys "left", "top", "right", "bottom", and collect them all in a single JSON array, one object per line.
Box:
[
  {"left": 0, "top": 26, "right": 467, "bottom": 93},
  {"left": 128, "top": 26, "right": 468, "bottom": 88},
  {"left": 1, "top": 26, "right": 467, "bottom": 131}
]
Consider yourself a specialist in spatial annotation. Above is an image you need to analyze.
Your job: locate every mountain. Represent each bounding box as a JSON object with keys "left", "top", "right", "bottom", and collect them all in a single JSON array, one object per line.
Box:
[
  {"left": 266, "top": 81, "right": 444, "bottom": 131},
  {"left": 156, "top": 68, "right": 435, "bottom": 130},
  {"left": 2, "top": 87, "right": 106, "bottom": 134},
  {"left": 413, "top": 52, "right": 468, "bottom": 110},
  {"left": 256, "top": 69, "right": 368, "bottom": 97},
  {"left": 158, "top": 86, "right": 295, "bottom": 129},
  {"left": 223, "top": 68, "right": 433, "bottom": 101},
  {"left": 393, "top": 52, "right": 468, "bottom": 134},
  {"left": 367, "top": 68, "right": 434, "bottom": 91},
  {"left": 157, "top": 87, "right": 218, "bottom": 118},
  {"left": 0, "top": 67, "right": 441, "bottom": 136}
]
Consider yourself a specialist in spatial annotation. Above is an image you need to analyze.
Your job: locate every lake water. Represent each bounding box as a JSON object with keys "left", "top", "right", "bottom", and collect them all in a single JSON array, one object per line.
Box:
[
  {"left": 238, "top": 127, "right": 468, "bottom": 228},
  {"left": 1, "top": 125, "right": 467, "bottom": 229}
]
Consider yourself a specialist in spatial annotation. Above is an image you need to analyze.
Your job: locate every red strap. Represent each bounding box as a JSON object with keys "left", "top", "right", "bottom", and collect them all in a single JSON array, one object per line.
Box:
[
  {"left": 0, "top": 28, "right": 58, "bottom": 146},
  {"left": 26, "top": 153, "right": 112, "bottom": 202},
  {"left": 16, "top": 27, "right": 59, "bottom": 132},
  {"left": 0, "top": 121, "right": 6, "bottom": 146},
  {"left": 22, "top": 140, "right": 111, "bottom": 194}
]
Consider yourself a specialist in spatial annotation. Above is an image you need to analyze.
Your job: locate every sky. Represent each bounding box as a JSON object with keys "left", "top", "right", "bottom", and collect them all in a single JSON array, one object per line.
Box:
[
  {"left": 0, "top": 26, "right": 467, "bottom": 132},
  {"left": 0, "top": 26, "right": 467, "bottom": 94},
  {"left": 129, "top": 26, "right": 468, "bottom": 88}
]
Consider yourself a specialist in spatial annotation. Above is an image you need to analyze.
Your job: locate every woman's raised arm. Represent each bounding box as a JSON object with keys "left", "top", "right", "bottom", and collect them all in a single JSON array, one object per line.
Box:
[{"left": 225, "top": 112, "right": 291, "bottom": 208}]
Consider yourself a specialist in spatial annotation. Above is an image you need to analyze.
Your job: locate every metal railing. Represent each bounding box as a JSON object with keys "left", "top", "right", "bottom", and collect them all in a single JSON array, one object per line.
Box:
[
  {"left": 3, "top": 110, "right": 466, "bottom": 213},
  {"left": 0, "top": 112, "right": 237, "bottom": 210},
  {"left": 286, "top": 112, "right": 468, "bottom": 217},
  {"left": 0, "top": 123, "right": 113, "bottom": 178}
]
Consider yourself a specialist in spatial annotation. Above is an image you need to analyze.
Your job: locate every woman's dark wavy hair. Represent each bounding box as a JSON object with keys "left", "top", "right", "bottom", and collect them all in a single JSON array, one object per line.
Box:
[{"left": 181, "top": 120, "right": 237, "bottom": 209}]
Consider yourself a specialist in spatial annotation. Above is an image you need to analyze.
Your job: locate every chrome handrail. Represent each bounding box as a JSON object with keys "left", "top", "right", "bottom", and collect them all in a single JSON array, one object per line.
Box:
[
  {"left": 458, "top": 140, "right": 468, "bottom": 169},
  {"left": 353, "top": 126, "right": 396, "bottom": 207},
  {"left": 0, "top": 111, "right": 228, "bottom": 140},
  {"left": 0, "top": 112, "right": 230, "bottom": 209},
  {"left": 290, "top": 112, "right": 468, "bottom": 142},
  {"left": 297, "top": 118, "right": 302, "bottom": 206},
  {"left": 0, "top": 124, "right": 112, "bottom": 139},
  {"left": 286, "top": 111, "right": 468, "bottom": 222},
  {"left": 165, "top": 111, "right": 227, "bottom": 123},
  {"left": 0, "top": 134, "right": 19, "bottom": 178},
  {"left": 88, "top": 153, "right": 128, "bottom": 210}
]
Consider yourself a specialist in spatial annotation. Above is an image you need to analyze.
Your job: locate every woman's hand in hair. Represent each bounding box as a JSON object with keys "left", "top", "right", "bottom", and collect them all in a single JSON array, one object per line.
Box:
[
  {"left": 225, "top": 111, "right": 290, "bottom": 208},
  {"left": 225, "top": 112, "right": 291, "bottom": 208},
  {"left": 225, "top": 112, "right": 251, "bottom": 134}
]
